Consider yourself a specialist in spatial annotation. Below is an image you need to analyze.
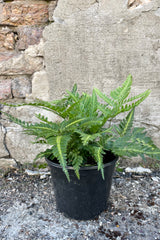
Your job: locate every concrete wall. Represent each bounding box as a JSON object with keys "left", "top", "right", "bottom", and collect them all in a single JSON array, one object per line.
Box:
[{"left": 0, "top": 0, "right": 160, "bottom": 168}]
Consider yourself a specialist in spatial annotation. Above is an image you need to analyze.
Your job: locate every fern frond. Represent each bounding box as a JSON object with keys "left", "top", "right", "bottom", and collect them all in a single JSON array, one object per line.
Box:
[
  {"left": 124, "top": 89, "right": 151, "bottom": 104},
  {"left": 2, "top": 112, "right": 30, "bottom": 128},
  {"left": 34, "top": 148, "right": 53, "bottom": 161},
  {"left": 111, "top": 128, "right": 160, "bottom": 161},
  {"left": 66, "top": 90, "right": 79, "bottom": 102},
  {"left": 35, "top": 113, "right": 54, "bottom": 124},
  {"left": 121, "top": 89, "right": 151, "bottom": 111},
  {"left": 94, "top": 88, "right": 114, "bottom": 106},
  {"left": 76, "top": 130, "right": 101, "bottom": 145},
  {"left": 68, "top": 151, "right": 83, "bottom": 179},
  {"left": 3, "top": 111, "right": 60, "bottom": 139},
  {"left": 86, "top": 144, "right": 105, "bottom": 179},
  {"left": 2, "top": 100, "right": 69, "bottom": 118},
  {"left": 51, "top": 135, "right": 72, "bottom": 181},
  {"left": 63, "top": 118, "right": 86, "bottom": 129},
  {"left": 110, "top": 74, "right": 132, "bottom": 102},
  {"left": 91, "top": 89, "right": 98, "bottom": 114},
  {"left": 114, "top": 108, "right": 134, "bottom": 136},
  {"left": 79, "top": 117, "right": 103, "bottom": 129},
  {"left": 93, "top": 146, "right": 105, "bottom": 179}
]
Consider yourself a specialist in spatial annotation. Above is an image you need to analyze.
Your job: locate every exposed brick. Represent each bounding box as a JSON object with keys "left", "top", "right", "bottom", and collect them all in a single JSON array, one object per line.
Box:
[
  {"left": 0, "top": 2, "right": 49, "bottom": 26},
  {"left": 17, "top": 26, "right": 44, "bottom": 50},
  {"left": 12, "top": 76, "right": 32, "bottom": 98},
  {"left": 0, "top": 78, "right": 12, "bottom": 100}
]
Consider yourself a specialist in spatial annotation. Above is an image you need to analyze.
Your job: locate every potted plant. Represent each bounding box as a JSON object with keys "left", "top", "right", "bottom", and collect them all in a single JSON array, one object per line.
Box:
[{"left": 1, "top": 75, "right": 160, "bottom": 220}]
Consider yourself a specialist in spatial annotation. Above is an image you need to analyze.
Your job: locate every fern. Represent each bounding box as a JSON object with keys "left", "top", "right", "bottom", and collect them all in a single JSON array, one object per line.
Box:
[
  {"left": 87, "top": 145, "right": 105, "bottom": 179},
  {"left": 110, "top": 74, "right": 132, "bottom": 102},
  {"left": 1, "top": 75, "right": 160, "bottom": 181},
  {"left": 51, "top": 135, "right": 72, "bottom": 181},
  {"left": 68, "top": 151, "right": 83, "bottom": 179},
  {"left": 110, "top": 128, "right": 160, "bottom": 160},
  {"left": 113, "top": 109, "right": 134, "bottom": 137},
  {"left": 75, "top": 130, "right": 101, "bottom": 146}
]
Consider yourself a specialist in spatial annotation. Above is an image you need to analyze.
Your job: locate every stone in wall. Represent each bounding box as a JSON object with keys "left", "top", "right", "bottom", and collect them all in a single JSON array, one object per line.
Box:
[
  {"left": 12, "top": 76, "right": 32, "bottom": 98},
  {"left": 0, "top": 78, "right": 12, "bottom": 99},
  {"left": 5, "top": 124, "right": 47, "bottom": 164},
  {"left": 0, "top": 2, "right": 49, "bottom": 26},
  {"left": 0, "top": 76, "right": 31, "bottom": 99},
  {"left": 0, "top": 27, "right": 17, "bottom": 51},
  {"left": 32, "top": 70, "right": 49, "bottom": 101},
  {"left": 17, "top": 26, "right": 44, "bottom": 50},
  {"left": 0, "top": 41, "right": 44, "bottom": 75},
  {"left": 0, "top": 52, "right": 17, "bottom": 62},
  {"left": 0, "top": 125, "right": 9, "bottom": 158}
]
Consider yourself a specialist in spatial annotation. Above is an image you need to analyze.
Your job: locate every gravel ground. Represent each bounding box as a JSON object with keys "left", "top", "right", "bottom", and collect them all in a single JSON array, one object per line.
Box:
[{"left": 0, "top": 168, "right": 160, "bottom": 240}]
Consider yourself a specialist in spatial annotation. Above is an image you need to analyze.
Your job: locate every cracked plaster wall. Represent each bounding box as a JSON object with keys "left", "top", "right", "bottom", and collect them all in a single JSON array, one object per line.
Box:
[{"left": 0, "top": 0, "right": 160, "bottom": 168}]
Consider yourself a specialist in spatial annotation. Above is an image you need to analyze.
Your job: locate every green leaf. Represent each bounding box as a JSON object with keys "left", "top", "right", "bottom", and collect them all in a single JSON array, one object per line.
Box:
[
  {"left": 72, "top": 154, "right": 83, "bottom": 179},
  {"left": 110, "top": 74, "right": 132, "bottom": 102},
  {"left": 114, "top": 108, "right": 134, "bottom": 136},
  {"left": 94, "top": 146, "right": 105, "bottom": 179},
  {"left": 51, "top": 135, "right": 72, "bottom": 181},
  {"left": 111, "top": 128, "right": 160, "bottom": 161},
  {"left": 76, "top": 130, "right": 101, "bottom": 145},
  {"left": 34, "top": 149, "right": 53, "bottom": 161},
  {"left": 94, "top": 88, "right": 114, "bottom": 106}
]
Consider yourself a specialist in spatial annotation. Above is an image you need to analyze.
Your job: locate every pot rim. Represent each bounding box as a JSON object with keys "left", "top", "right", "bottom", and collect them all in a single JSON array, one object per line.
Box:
[{"left": 46, "top": 155, "right": 118, "bottom": 171}]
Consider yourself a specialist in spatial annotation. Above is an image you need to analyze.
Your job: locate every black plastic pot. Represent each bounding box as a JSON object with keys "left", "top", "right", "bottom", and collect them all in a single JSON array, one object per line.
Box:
[{"left": 46, "top": 153, "right": 117, "bottom": 220}]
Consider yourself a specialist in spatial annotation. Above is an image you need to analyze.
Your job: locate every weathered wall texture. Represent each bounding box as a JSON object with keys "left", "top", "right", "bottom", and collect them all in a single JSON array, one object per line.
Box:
[
  {"left": 0, "top": 0, "right": 160, "bottom": 168},
  {"left": 0, "top": 0, "right": 57, "bottom": 168}
]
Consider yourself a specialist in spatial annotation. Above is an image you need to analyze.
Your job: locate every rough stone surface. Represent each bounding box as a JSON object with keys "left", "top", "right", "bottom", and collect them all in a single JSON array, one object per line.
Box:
[
  {"left": 12, "top": 76, "right": 32, "bottom": 98},
  {"left": 5, "top": 123, "right": 46, "bottom": 164},
  {"left": 48, "top": 1, "right": 58, "bottom": 22},
  {"left": 0, "top": 75, "right": 31, "bottom": 99},
  {"left": 0, "top": 42, "right": 43, "bottom": 75},
  {"left": 32, "top": 70, "right": 49, "bottom": 101},
  {"left": 44, "top": 0, "right": 160, "bottom": 147},
  {"left": 0, "top": 158, "right": 17, "bottom": 169},
  {"left": 17, "top": 26, "right": 44, "bottom": 50},
  {"left": 0, "top": 125, "right": 9, "bottom": 158},
  {"left": 0, "top": 27, "right": 16, "bottom": 51},
  {"left": 0, "top": 78, "right": 12, "bottom": 99},
  {"left": 0, "top": 2, "right": 49, "bottom": 26},
  {"left": 127, "top": 0, "right": 152, "bottom": 9},
  {"left": 0, "top": 52, "right": 16, "bottom": 62},
  {"left": 5, "top": 132, "right": 45, "bottom": 164}
]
